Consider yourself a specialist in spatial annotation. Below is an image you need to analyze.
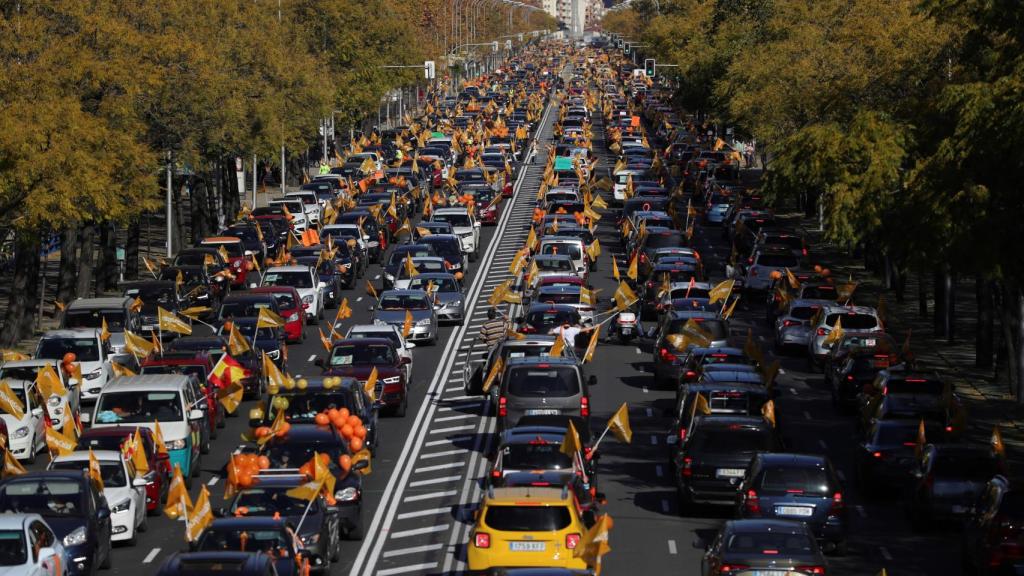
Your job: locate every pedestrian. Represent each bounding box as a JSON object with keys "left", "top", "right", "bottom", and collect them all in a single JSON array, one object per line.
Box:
[
  {"left": 550, "top": 319, "right": 582, "bottom": 350},
  {"left": 318, "top": 160, "right": 330, "bottom": 175},
  {"left": 478, "top": 307, "right": 507, "bottom": 348}
]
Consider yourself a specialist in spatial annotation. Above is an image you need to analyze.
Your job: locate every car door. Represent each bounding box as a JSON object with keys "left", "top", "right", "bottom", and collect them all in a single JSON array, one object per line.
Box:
[{"left": 127, "top": 458, "right": 146, "bottom": 529}]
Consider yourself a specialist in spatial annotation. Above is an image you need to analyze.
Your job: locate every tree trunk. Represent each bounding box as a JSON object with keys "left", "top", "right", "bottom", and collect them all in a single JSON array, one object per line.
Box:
[
  {"left": 174, "top": 178, "right": 187, "bottom": 250},
  {"left": 191, "top": 176, "right": 210, "bottom": 242},
  {"left": 1001, "top": 281, "right": 1020, "bottom": 399},
  {"left": 1017, "top": 287, "right": 1024, "bottom": 402},
  {"left": 918, "top": 268, "right": 928, "bottom": 317},
  {"left": 977, "top": 276, "right": 994, "bottom": 368},
  {"left": 933, "top": 268, "right": 947, "bottom": 337},
  {"left": 125, "top": 220, "right": 140, "bottom": 280},
  {"left": 57, "top": 226, "right": 80, "bottom": 304},
  {"left": 76, "top": 223, "right": 96, "bottom": 297},
  {"left": 96, "top": 222, "right": 117, "bottom": 292},
  {"left": 0, "top": 235, "right": 42, "bottom": 346},
  {"left": 895, "top": 267, "right": 907, "bottom": 304},
  {"left": 945, "top": 271, "right": 955, "bottom": 343}
]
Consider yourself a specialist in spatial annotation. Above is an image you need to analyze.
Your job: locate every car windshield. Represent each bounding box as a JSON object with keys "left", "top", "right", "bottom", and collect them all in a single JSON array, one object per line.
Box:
[
  {"left": 265, "top": 441, "right": 343, "bottom": 469},
  {"left": 755, "top": 254, "right": 799, "bottom": 268},
  {"left": 423, "top": 239, "right": 461, "bottom": 256},
  {"left": 267, "top": 292, "right": 297, "bottom": 310},
  {"left": 330, "top": 345, "right": 395, "bottom": 366},
  {"left": 667, "top": 319, "right": 728, "bottom": 340},
  {"left": 222, "top": 323, "right": 277, "bottom": 340},
  {"left": 141, "top": 363, "right": 208, "bottom": 382},
  {"left": 196, "top": 528, "right": 291, "bottom": 555},
  {"left": 379, "top": 295, "right": 430, "bottom": 311},
  {"left": 536, "top": 293, "right": 581, "bottom": 305},
  {"left": 874, "top": 423, "right": 921, "bottom": 446},
  {"left": 801, "top": 285, "right": 837, "bottom": 299},
  {"left": 725, "top": 530, "right": 816, "bottom": 554},
  {"left": 789, "top": 306, "right": 819, "bottom": 320},
  {"left": 689, "top": 428, "right": 770, "bottom": 453},
  {"left": 886, "top": 379, "right": 945, "bottom": 395},
  {"left": 348, "top": 330, "right": 400, "bottom": 346},
  {"left": 484, "top": 505, "right": 571, "bottom": 531},
  {"left": 218, "top": 301, "right": 274, "bottom": 319},
  {"left": 536, "top": 259, "right": 573, "bottom": 272},
  {"left": 262, "top": 271, "right": 313, "bottom": 289},
  {"left": 408, "top": 278, "right": 459, "bottom": 293},
  {"left": 95, "top": 391, "right": 182, "bottom": 424},
  {"left": 0, "top": 479, "right": 85, "bottom": 517},
  {"left": 433, "top": 213, "right": 471, "bottom": 227},
  {"left": 526, "top": 309, "right": 579, "bottom": 328},
  {"left": 78, "top": 433, "right": 152, "bottom": 455},
  {"left": 0, "top": 530, "right": 26, "bottom": 566},
  {"left": 63, "top": 310, "right": 126, "bottom": 331},
  {"left": 232, "top": 488, "right": 320, "bottom": 515},
  {"left": 506, "top": 367, "right": 579, "bottom": 397},
  {"left": 541, "top": 244, "right": 582, "bottom": 260},
  {"left": 502, "top": 443, "right": 573, "bottom": 470},
  {"left": 203, "top": 242, "right": 244, "bottom": 257},
  {"left": 932, "top": 452, "right": 999, "bottom": 481},
  {"left": 51, "top": 460, "right": 127, "bottom": 488},
  {"left": 825, "top": 313, "right": 877, "bottom": 330},
  {"left": 123, "top": 286, "right": 177, "bottom": 311},
  {"left": 756, "top": 465, "right": 831, "bottom": 495},
  {"left": 703, "top": 391, "right": 759, "bottom": 413},
  {"left": 35, "top": 337, "right": 99, "bottom": 362},
  {"left": 276, "top": 393, "right": 355, "bottom": 422}
]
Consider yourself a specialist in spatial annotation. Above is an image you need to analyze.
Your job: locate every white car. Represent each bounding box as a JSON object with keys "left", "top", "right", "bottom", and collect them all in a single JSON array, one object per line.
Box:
[
  {"left": 34, "top": 329, "right": 113, "bottom": 404},
  {"left": 0, "top": 361, "right": 78, "bottom": 463},
  {"left": 431, "top": 207, "right": 480, "bottom": 261},
  {"left": 322, "top": 223, "right": 373, "bottom": 258},
  {"left": 48, "top": 450, "right": 148, "bottom": 544},
  {"left": 284, "top": 190, "right": 323, "bottom": 225},
  {"left": 344, "top": 323, "right": 416, "bottom": 383},
  {"left": 267, "top": 198, "right": 308, "bottom": 233},
  {"left": 261, "top": 265, "right": 324, "bottom": 325},
  {"left": 0, "top": 514, "right": 67, "bottom": 575}
]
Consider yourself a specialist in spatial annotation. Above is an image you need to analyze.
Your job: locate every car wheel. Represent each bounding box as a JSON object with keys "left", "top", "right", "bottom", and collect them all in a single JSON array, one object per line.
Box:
[
  {"left": 201, "top": 433, "right": 211, "bottom": 454},
  {"left": 469, "top": 251, "right": 477, "bottom": 262},
  {"left": 394, "top": 392, "right": 408, "bottom": 418},
  {"left": 24, "top": 436, "right": 36, "bottom": 465},
  {"left": 346, "top": 518, "right": 364, "bottom": 540},
  {"left": 126, "top": 524, "right": 137, "bottom": 546},
  {"left": 185, "top": 470, "right": 194, "bottom": 490},
  {"left": 138, "top": 510, "right": 148, "bottom": 533},
  {"left": 306, "top": 314, "right": 317, "bottom": 326},
  {"left": 319, "top": 306, "right": 325, "bottom": 320},
  {"left": 99, "top": 544, "right": 112, "bottom": 569}
]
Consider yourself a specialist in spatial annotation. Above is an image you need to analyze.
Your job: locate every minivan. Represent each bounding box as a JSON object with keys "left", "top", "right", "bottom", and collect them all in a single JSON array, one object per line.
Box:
[
  {"left": 497, "top": 357, "right": 594, "bottom": 432},
  {"left": 61, "top": 297, "right": 138, "bottom": 356}
]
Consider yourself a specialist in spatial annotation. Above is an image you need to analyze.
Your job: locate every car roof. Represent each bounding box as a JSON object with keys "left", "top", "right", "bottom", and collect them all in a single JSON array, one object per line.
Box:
[
  {"left": 54, "top": 449, "right": 121, "bottom": 463},
  {"left": 506, "top": 356, "right": 577, "bottom": 368},
  {"left": 265, "top": 265, "right": 310, "bottom": 273},
  {"left": 67, "top": 297, "right": 131, "bottom": 310},
  {"left": 332, "top": 338, "right": 393, "bottom": 347},
  {"left": 41, "top": 329, "right": 101, "bottom": 340},
  {"left": 725, "top": 518, "right": 812, "bottom": 534},
  {"left": 2, "top": 358, "right": 59, "bottom": 368},
  {"left": 486, "top": 486, "right": 569, "bottom": 504},
  {"left": 525, "top": 303, "right": 579, "bottom": 313},
  {"left": 756, "top": 452, "right": 828, "bottom": 467},
  {"left": 101, "top": 374, "right": 191, "bottom": 393}
]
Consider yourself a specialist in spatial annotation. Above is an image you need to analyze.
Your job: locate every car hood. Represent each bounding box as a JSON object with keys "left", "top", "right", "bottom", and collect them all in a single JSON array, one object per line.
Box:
[
  {"left": 374, "top": 309, "right": 433, "bottom": 324},
  {"left": 434, "top": 292, "right": 464, "bottom": 306},
  {"left": 326, "top": 365, "right": 399, "bottom": 380},
  {"left": 0, "top": 412, "right": 29, "bottom": 432},
  {"left": 104, "top": 486, "right": 134, "bottom": 509},
  {"left": 38, "top": 516, "right": 86, "bottom": 539}
]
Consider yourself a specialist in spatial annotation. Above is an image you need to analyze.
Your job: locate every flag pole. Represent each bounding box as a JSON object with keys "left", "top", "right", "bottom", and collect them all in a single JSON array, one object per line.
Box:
[
  {"left": 294, "top": 486, "right": 320, "bottom": 534},
  {"left": 591, "top": 423, "right": 612, "bottom": 453}
]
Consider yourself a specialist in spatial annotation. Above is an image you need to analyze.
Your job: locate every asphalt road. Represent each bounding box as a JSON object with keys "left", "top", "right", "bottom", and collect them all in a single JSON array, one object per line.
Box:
[{"left": 27, "top": 64, "right": 964, "bottom": 575}]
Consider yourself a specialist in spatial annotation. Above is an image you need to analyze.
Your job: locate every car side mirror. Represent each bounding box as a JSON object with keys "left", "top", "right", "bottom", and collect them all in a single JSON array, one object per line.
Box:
[
  {"left": 405, "top": 342, "right": 416, "bottom": 350},
  {"left": 368, "top": 305, "right": 375, "bottom": 312},
  {"left": 132, "top": 477, "right": 148, "bottom": 488},
  {"left": 352, "top": 459, "right": 369, "bottom": 471},
  {"left": 37, "top": 546, "right": 57, "bottom": 562},
  {"left": 97, "top": 506, "right": 111, "bottom": 520},
  {"left": 314, "top": 357, "right": 325, "bottom": 368},
  {"left": 189, "top": 409, "right": 205, "bottom": 420},
  {"left": 214, "top": 507, "right": 227, "bottom": 518},
  {"left": 31, "top": 407, "right": 43, "bottom": 417},
  {"left": 318, "top": 281, "right": 327, "bottom": 290},
  {"left": 80, "top": 412, "right": 91, "bottom": 425},
  {"left": 401, "top": 357, "right": 412, "bottom": 365},
  {"left": 474, "top": 222, "right": 482, "bottom": 228}
]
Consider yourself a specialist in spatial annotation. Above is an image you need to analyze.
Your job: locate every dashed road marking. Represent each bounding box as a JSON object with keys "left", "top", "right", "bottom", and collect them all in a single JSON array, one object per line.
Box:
[
  {"left": 667, "top": 540, "right": 677, "bottom": 555},
  {"left": 382, "top": 544, "right": 444, "bottom": 559},
  {"left": 408, "top": 475, "right": 462, "bottom": 488},
  {"left": 396, "top": 507, "right": 452, "bottom": 521},
  {"left": 645, "top": 407, "right": 653, "bottom": 417},
  {"left": 143, "top": 548, "right": 161, "bottom": 563},
  {"left": 207, "top": 475, "right": 219, "bottom": 486},
  {"left": 377, "top": 562, "right": 439, "bottom": 575},
  {"left": 404, "top": 490, "right": 457, "bottom": 503},
  {"left": 880, "top": 546, "right": 893, "bottom": 560},
  {"left": 661, "top": 499, "right": 670, "bottom": 513},
  {"left": 656, "top": 465, "right": 664, "bottom": 477}
]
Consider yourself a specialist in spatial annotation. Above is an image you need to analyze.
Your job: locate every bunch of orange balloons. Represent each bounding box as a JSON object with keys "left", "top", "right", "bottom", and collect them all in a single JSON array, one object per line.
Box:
[
  {"left": 229, "top": 453, "right": 271, "bottom": 488},
  {"left": 314, "top": 408, "right": 368, "bottom": 454}
]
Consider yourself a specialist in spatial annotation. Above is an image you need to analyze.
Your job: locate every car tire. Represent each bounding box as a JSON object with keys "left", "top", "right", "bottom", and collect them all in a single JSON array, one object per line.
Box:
[
  {"left": 126, "top": 525, "right": 137, "bottom": 546},
  {"left": 100, "top": 544, "right": 112, "bottom": 569},
  {"left": 469, "top": 251, "right": 477, "bottom": 262},
  {"left": 394, "top": 393, "right": 408, "bottom": 418},
  {"left": 306, "top": 314, "right": 317, "bottom": 326},
  {"left": 138, "top": 511, "right": 148, "bottom": 533},
  {"left": 24, "top": 437, "right": 36, "bottom": 465},
  {"left": 346, "top": 518, "right": 364, "bottom": 540}
]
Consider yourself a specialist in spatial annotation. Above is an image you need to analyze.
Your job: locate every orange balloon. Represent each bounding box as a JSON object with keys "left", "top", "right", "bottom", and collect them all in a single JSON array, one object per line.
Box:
[
  {"left": 255, "top": 426, "right": 272, "bottom": 438},
  {"left": 298, "top": 463, "right": 313, "bottom": 479},
  {"left": 237, "top": 470, "right": 254, "bottom": 488},
  {"left": 769, "top": 270, "right": 782, "bottom": 280},
  {"left": 318, "top": 453, "right": 330, "bottom": 465},
  {"left": 813, "top": 264, "right": 823, "bottom": 273},
  {"left": 338, "top": 408, "right": 350, "bottom": 421},
  {"left": 330, "top": 413, "right": 345, "bottom": 428},
  {"left": 338, "top": 454, "right": 352, "bottom": 472},
  {"left": 347, "top": 415, "right": 362, "bottom": 428},
  {"left": 327, "top": 408, "right": 339, "bottom": 419},
  {"left": 62, "top": 352, "right": 77, "bottom": 365},
  {"left": 257, "top": 455, "right": 270, "bottom": 470},
  {"left": 314, "top": 413, "right": 330, "bottom": 426},
  {"left": 349, "top": 437, "right": 364, "bottom": 452},
  {"left": 275, "top": 421, "right": 291, "bottom": 437},
  {"left": 341, "top": 424, "right": 354, "bottom": 439},
  {"left": 821, "top": 268, "right": 831, "bottom": 277},
  {"left": 325, "top": 494, "right": 337, "bottom": 506},
  {"left": 354, "top": 425, "right": 367, "bottom": 439}
]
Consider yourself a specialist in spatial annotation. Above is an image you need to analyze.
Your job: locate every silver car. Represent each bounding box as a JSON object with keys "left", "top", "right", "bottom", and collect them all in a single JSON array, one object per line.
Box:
[
  {"left": 807, "top": 304, "right": 884, "bottom": 367},
  {"left": 407, "top": 272, "right": 466, "bottom": 326},
  {"left": 773, "top": 299, "right": 828, "bottom": 351},
  {"left": 370, "top": 289, "right": 438, "bottom": 344}
]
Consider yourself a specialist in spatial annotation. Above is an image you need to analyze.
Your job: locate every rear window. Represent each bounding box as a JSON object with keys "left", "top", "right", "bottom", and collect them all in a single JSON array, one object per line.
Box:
[
  {"left": 646, "top": 233, "right": 683, "bottom": 249},
  {"left": 506, "top": 367, "right": 580, "bottom": 397},
  {"left": 668, "top": 319, "right": 728, "bottom": 340},
  {"left": 755, "top": 254, "right": 799, "bottom": 268},
  {"left": 886, "top": 379, "right": 944, "bottom": 395},
  {"left": 825, "top": 313, "right": 877, "bottom": 330},
  {"left": 725, "top": 531, "right": 816, "bottom": 555},
  {"left": 541, "top": 244, "right": 582, "bottom": 260},
  {"left": 485, "top": 505, "right": 571, "bottom": 531},
  {"left": 932, "top": 452, "right": 999, "bottom": 481},
  {"left": 790, "top": 306, "right": 819, "bottom": 320},
  {"left": 755, "top": 465, "right": 832, "bottom": 495},
  {"left": 688, "top": 427, "right": 771, "bottom": 453},
  {"left": 502, "top": 443, "right": 573, "bottom": 471},
  {"left": 536, "top": 293, "right": 580, "bottom": 305},
  {"left": 706, "top": 391, "right": 758, "bottom": 413},
  {"left": 801, "top": 285, "right": 836, "bottom": 299}
]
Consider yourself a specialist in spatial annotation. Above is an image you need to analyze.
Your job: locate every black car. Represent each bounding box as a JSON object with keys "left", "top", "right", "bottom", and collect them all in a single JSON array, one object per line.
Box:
[
  {"left": 735, "top": 453, "right": 848, "bottom": 554},
  {"left": 381, "top": 243, "right": 436, "bottom": 290},
  {"left": 516, "top": 303, "right": 583, "bottom": 335},
  {"left": 192, "top": 517, "right": 324, "bottom": 576},
  {"left": 857, "top": 418, "right": 943, "bottom": 492},
  {"left": 669, "top": 382, "right": 772, "bottom": 449},
  {"left": 420, "top": 234, "right": 467, "bottom": 274},
  {"left": 699, "top": 519, "right": 828, "bottom": 576},
  {"left": 335, "top": 210, "right": 383, "bottom": 263},
  {"left": 673, "top": 414, "right": 780, "bottom": 510},
  {"left": 908, "top": 443, "right": 1004, "bottom": 528},
  {"left": 0, "top": 471, "right": 113, "bottom": 576},
  {"left": 223, "top": 476, "right": 340, "bottom": 570},
  {"left": 122, "top": 280, "right": 188, "bottom": 332},
  {"left": 216, "top": 293, "right": 281, "bottom": 325},
  {"left": 160, "top": 265, "right": 223, "bottom": 312},
  {"left": 156, "top": 551, "right": 279, "bottom": 576},
  {"left": 962, "top": 475, "right": 1024, "bottom": 575}
]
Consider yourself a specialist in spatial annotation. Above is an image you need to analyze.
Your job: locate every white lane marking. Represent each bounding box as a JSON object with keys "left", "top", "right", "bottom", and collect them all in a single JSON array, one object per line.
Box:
[
  {"left": 356, "top": 296, "right": 363, "bottom": 302},
  {"left": 635, "top": 347, "right": 642, "bottom": 354},
  {"left": 374, "top": 274, "right": 381, "bottom": 280},
  {"left": 445, "top": 395, "right": 476, "bottom": 402},
  {"left": 408, "top": 475, "right": 462, "bottom": 488},
  {"left": 207, "top": 475, "right": 219, "bottom": 486},
  {"left": 650, "top": 435, "right": 658, "bottom": 445},
  {"left": 856, "top": 505, "right": 867, "bottom": 518},
  {"left": 414, "top": 462, "right": 464, "bottom": 474},
  {"left": 143, "top": 548, "right": 161, "bottom": 563},
  {"left": 779, "top": 368, "right": 786, "bottom": 375},
  {"left": 424, "top": 435, "right": 472, "bottom": 446},
  {"left": 803, "top": 410, "right": 812, "bottom": 420},
  {"left": 646, "top": 407, "right": 653, "bottom": 417},
  {"left": 377, "top": 562, "right": 439, "bottom": 576},
  {"left": 445, "top": 386, "right": 464, "bottom": 393},
  {"left": 420, "top": 449, "right": 468, "bottom": 460},
  {"left": 880, "top": 546, "right": 893, "bottom": 560},
  {"left": 429, "top": 424, "right": 476, "bottom": 435},
  {"left": 661, "top": 499, "right": 670, "bottom": 513},
  {"left": 818, "top": 440, "right": 827, "bottom": 450},
  {"left": 667, "top": 540, "right": 677, "bottom": 555},
  {"left": 643, "top": 386, "right": 649, "bottom": 394},
  {"left": 790, "top": 387, "right": 798, "bottom": 395},
  {"left": 397, "top": 507, "right": 452, "bottom": 521},
  {"left": 656, "top": 465, "right": 664, "bottom": 477},
  {"left": 434, "top": 413, "right": 475, "bottom": 422},
  {"left": 403, "top": 490, "right": 457, "bottom": 503},
  {"left": 307, "top": 354, "right": 317, "bottom": 362},
  {"left": 382, "top": 544, "right": 444, "bottom": 558},
  {"left": 436, "top": 404, "right": 481, "bottom": 413}
]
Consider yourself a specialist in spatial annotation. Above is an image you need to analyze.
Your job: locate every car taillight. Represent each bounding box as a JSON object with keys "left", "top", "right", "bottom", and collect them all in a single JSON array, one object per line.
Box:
[
  {"left": 744, "top": 489, "right": 760, "bottom": 515},
  {"left": 646, "top": 281, "right": 654, "bottom": 289},
  {"left": 659, "top": 347, "right": 677, "bottom": 362},
  {"left": 945, "top": 425, "right": 953, "bottom": 432},
  {"left": 679, "top": 428, "right": 687, "bottom": 441},
  {"left": 750, "top": 268, "right": 758, "bottom": 277},
  {"left": 685, "top": 370, "right": 697, "bottom": 380},
  {"left": 816, "top": 327, "right": 827, "bottom": 336},
  {"left": 580, "top": 396, "right": 589, "bottom": 417},
  {"left": 498, "top": 397, "right": 507, "bottom": 417},
  {"left": 796, "top": 567, "right": 826, "bottom": 575},
  {"left": 474, "top": 532, "right": 490, "bottom": 548},
  {"left": 491, "top": 469, "right": 501, "bottom": 478},
  {"left": 718, "top": 564, "right": 749, "bottom": 574},
  {"left": 802, "top": 247, "right": 808, "bottom": 256},
  {"left": 639, "top": 253, "right": 648, "bottom": 264},
  {"left": 872, "top": 451, "right": 884, "bottom": 459},
  {"left": 829, "top": 492, "right": 844, "bottom": 516},
  {"left": 782, "top": 319, "right": 800, "bottom": 327},
  {"left": 566, "top": 533, "right": 581, "bottom": 549},
  {"left": 747, "top": 257, "right": 754, "bottom": 264},
  {"left": 520, "top": 326, "right": 534, "bottom": 334},
  {"left": 846, "top": 375, "right": 855, "bottom": 381},
  {"left": 682, "top": 456, "right": 692, "bottom": 477}
]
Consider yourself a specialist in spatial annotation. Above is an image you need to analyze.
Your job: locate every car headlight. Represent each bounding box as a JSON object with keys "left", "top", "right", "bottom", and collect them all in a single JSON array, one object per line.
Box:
[
  {"left": 84, "top": 368, "right": 103, "bottom": 380},
  {"left": 267, "top": 349, "right": 280, "bottom": 360},
  {"left": 301, "top": 532, "right": 320, "bottom": 545},
  {"left": 287, "top": 313, "right": 299, "bottom": 322},
  {"left": 417, "top": 318, "right": 431, "bottom": 326},
  {"left": 334, "top": 487, "right": 359, "bottom": 502},
  {"left": 111, "top": 499, "right": 131, "bottom": 513},
  {"left": 63, "top": 526, "right": 87, "bottom": 547},
  {"left": 13, "top": 426, "right": 28, "bottom": 439},
  {"left": 48, "top": 395, "right": 62, "bottom": 407},
  {"left": 302, "top": 295, "right": 314, "bottom": 304},
  {"left": 384, "top": 272, "right": 395, "bottom": 281},
  {"left": 165, "top": 438, "right": 187, "bottom": 450},
  {"left": 382, "top": 376, "right": 400, "bottom": 385}
]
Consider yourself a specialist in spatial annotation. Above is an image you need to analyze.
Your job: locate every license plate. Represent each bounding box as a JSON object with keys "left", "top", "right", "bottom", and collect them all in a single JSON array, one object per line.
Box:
[
  {"left": 750, "top": 571, "right": 789, "bottom": 576},
  {"left": 952, "top": 504, "right": 969, "bottom": 514},
  {"left": 716, "top": 468, "right": 745, "bottom": 478},
  {"left": 525, "top": 409, "right": 560, "bottom": 416},
  {"left": 620, "top": 327, "right": 632, "bottom": 335},
  {"left": 775, "top": 505, "right": 814, "bottom": 517},
  {"left": 509, "top": 541, "right": 546, "bottom": 552}
]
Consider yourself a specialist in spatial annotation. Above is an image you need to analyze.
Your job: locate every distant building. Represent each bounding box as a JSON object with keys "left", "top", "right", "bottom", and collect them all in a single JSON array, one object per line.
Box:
[{"left": 544, "top": 0, "right": 604, "bottom": 36}]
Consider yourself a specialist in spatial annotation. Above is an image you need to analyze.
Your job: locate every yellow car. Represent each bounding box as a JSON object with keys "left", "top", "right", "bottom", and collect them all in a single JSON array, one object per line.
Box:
[{"left": 467, "top": 486, "right": 590, "bottom": 573}]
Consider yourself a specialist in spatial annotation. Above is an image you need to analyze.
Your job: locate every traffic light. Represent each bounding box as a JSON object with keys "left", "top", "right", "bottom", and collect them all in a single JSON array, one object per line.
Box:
[
  {"left": 624, "top": 42, "right": 631, "bottom": 55},
  {"left": 644, "top": 58, "right": 656, "bottom": 77},
  {"left": 424, "top": 60, "right": 436, "bottom": 80}
]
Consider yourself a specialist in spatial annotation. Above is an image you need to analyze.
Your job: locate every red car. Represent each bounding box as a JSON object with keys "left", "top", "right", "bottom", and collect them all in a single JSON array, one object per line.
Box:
[
  {"left": 319, "top": 338, "right": 410, "bottom": 417},
  {"left": 534, "top": 274, "right": 585, "bottom": 291},
  {"left": 249, "top": 286, "right": 305, "bottom": 343},
  {"left": 77, "top": 426, "right": 170, "bottom": 514},
  {"left": 140, "top": 351, "right": 224, "bottom": 438},
  {"left": 474, "top": 190, "right": 502, "bottom": 225},
  {"left": 201, "top": 236, "right": 253, "bottom": 288}
]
